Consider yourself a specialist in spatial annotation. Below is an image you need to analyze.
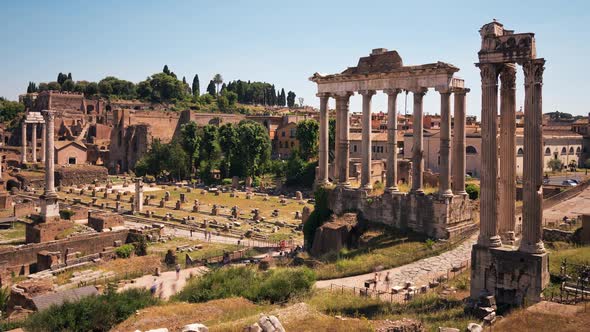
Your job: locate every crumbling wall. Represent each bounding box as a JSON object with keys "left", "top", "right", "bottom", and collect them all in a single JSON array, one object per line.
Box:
[{"left": 54, "top": 165, "right": 108, "bottom": 187}]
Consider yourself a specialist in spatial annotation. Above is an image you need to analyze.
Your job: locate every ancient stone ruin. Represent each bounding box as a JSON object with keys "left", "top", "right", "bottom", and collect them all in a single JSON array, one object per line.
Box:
[
  {"left": 310, "top": 48, "right": 475, "bottom": 240},
  {"left": 470, "top": 20, "right": 549, "bottom": 308}
]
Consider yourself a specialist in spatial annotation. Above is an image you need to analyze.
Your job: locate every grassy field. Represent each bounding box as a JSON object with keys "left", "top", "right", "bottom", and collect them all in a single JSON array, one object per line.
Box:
[
  {"left": 312, "top": 228, "right": 459, "bottom": 280},
  {"left": 148, "top": 237, "right": 241, "bottom": 265},
  {"left": 0, "top": 222, "right": 25, "bottom": 242}
]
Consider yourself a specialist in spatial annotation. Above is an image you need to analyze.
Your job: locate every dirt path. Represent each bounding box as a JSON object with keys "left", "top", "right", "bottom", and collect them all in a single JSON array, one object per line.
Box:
[{"left": 119, "top": 266, "right": 208, "bottom": 299}]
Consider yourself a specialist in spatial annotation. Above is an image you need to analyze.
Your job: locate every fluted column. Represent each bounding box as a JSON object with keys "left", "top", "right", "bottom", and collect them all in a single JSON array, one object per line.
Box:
[
  {"left": 452, "top": 89, "right": 468, "bottom": 195},
  {"left": 41, "top": 123, "right": 46, "bottom": 163},
  {"left": 385, "top": 89, "right": 401, "bottom": 192},
  {"left": 135, "top": 178, "right": 144, "bottom": 212},
  {"left": 520, "top": 59, "right": 546, "bottom": 254},
  {"left": 335, "top": 92, "right": 352, "bottom": 187},
  {"left": 477, "top": 63, "right": 502, "bottom": 248},
  {"left": 21, "top": 122, "right": 27, "bottom": 163},
  {"left": 334, "top": 99, "right": 340, "bottom": 181},
  {"left": 317, "top": 93, "right": 330, "bottom": 185},
  {"left": 439, "top": 91, "right": 453, "bottom": 198},
  {"left": 31, "top": 123, "right": 37, "bottom": 163},
  {"left": 360, "top": 90, "right": 375, "bottom": 189},
  {"left": 411, "top": 89, "right": 427, "bottom": 194},
  {"left": 42, "top": 110, "right": 57, "bottom": 197},
  {"left": 499, "top": 64, "right": 517, "bottom": 244}
]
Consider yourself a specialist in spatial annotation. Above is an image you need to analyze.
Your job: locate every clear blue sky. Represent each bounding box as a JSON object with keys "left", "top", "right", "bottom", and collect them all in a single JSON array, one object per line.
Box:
[{"left": 1, "top": 0, "right": 588, "bottom": 118}]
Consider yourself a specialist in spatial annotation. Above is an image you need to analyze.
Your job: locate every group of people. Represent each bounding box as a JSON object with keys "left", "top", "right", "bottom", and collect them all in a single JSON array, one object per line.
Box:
[{"left": 372, "top": 271, "right": 391, "bottom": 291}]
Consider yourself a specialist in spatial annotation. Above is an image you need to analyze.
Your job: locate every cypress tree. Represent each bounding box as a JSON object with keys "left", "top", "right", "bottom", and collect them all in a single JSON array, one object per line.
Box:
[
  {"left": 163, "top": 65, "right": 170, "bottom": 75},
  {"left": 192, "top": 74, "right": 200, "bottom": 96},
  {"left": 207, "top": 80, "right": 216, "bottom": 96},
  {"left": 67, "top": 72, "right": 72, "bottom": 80}
]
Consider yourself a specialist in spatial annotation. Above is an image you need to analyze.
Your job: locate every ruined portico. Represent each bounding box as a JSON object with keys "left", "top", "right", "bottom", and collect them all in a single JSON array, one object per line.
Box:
[
  {"left": 21, "top": 112, "right": 46, "bottom": 164},
  {"left": 310, "top": 49, "right": 475, "bottom": 240},
  {"left": 470, "top": 21, "right": 549, "bottom": 308}
]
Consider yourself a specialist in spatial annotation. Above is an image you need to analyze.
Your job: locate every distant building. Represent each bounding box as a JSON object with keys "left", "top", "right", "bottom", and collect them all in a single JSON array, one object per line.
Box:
[{"left": 55, "top": 141, "right": 87, "bottom": 165}]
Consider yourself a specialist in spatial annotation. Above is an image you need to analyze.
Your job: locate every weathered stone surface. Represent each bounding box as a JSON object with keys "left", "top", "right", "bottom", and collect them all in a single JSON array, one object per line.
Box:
[
  {"left": 311, "top": 213, "right": 359, "bottom": 256},
  {"left": 466, "top": 323, "right": 482, "bottom": 332},
  {"left": 54, "top": 165, "right": 108, "bottom": 187},
  {"left": 182, "top": 323, "right": 209, "bottom": 332},
  {"left": 257, "top": 315, "right": 285, "bottom": 332},
  {"left": 374, "top": 318, "right": 424, "bottom": 332}
]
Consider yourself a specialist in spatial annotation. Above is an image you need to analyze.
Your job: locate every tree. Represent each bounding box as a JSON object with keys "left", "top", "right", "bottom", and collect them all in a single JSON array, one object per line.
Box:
[
  {"left": 26, "top": 82, "right": 37, "bottom": 93},
  {"left": 74, "top": 80, "right": 89, "bottom": 94},
  {"left": 47, "top": 81, "right": 61, "bottom": 91},
  {"left": 213, "top": 74, "right": 223, "bottom": 95},
  {"left": 38, "top": 82, "right": 49, "bottom": 92},
  {"left": 279, "top": 88, "right": 286, "bottom": 106},
  {"left": 85, "top": 82, "right": 99, "bottom": 96},
  {"left": 218, "top": 123, "right": 239, "bottom": 177},
  {"left": 198, "top": 125, "right": 222, "bottom": 182},
  {"left": 98, "top": 80, "right": 113, "bottom": 95},
  {"left": 62, "top": 79, "right": 75, "bottom": 92},
  {"left": 234, "top": 120, "right": 271, "bottom": 177},
  {"left": 287, "top": 91, "right": 296, "bottom": 108},
  {"left": 585, "top": 158, "right": 590, "bottom": 169},
  {"left": 192, "top": 74, "right": 200, "bottom": 96},
  {"left": 206, "top": 80, "right": 216, "bottom": 96},
  {"left": 296, "top": 119, "right": 320, "bottom": 161},
  {"left": 57, "top": 73, "right": 67, "bottom": 85},
  {"left": 180, "top": 122, "right": 201, "bottom": 175},
  {"left": 547, "top": 158, "right": 562, "bottom": 172},
  {"left": 137, "top": 72, "right": 187, "bottom": 103},
  {"left": 163, "top": 65, "right": 170, "bottom": 75},
  {"left": 0, "top": 97, "right": 25, "bottom": 123},
  {"left": 67, "top": 72, "right": 72, "bottom": 80}
]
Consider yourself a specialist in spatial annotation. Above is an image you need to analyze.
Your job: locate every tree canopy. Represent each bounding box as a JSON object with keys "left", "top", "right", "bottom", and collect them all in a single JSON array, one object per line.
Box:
[{"left": 296, "top": 119, "right": 319, "bottom": 161}]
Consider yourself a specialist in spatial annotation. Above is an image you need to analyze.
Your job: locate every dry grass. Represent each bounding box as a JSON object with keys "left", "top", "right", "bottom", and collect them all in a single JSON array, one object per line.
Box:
[
  {"left": 0, "top": 222, "right": 25, "bottom": 241},
  {"left": 113, "top": 298, "right": 266, "bottom": 332},
  {"left": 494, "top": 302, "right": 590, "bottom": 332}
]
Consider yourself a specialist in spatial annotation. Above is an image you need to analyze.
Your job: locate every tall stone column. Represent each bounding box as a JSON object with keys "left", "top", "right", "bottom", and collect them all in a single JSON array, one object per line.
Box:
[
  {"left": 31, "top": 123, "right": 37, "bottom": 163},
  {"left": 385, "top": 89, "right": 401, "bottom": 192},
  {"left": 135, "top": 178, "right": 144, "bottom": 212},
  {"left": 477, "top": 63, "right": 502, "bottom": 247},
  {"left": 520, "top": 59, "right": 546, "bottom": 254},
  {"left": 317, "top": 93, "right": 331, "bottom": 185},
  {"left": 335, "top": 92, "right": 352, "bottom": 187},
  {"left": 41, "top": 123, "right": 46, "bottom": 163},
  {"left": 439, "top": 91, "right": 453, "bottom": 197},
  {"left": 452, "top": 89, "right": 468, "bottom": 195},
  {"left": 411, "top": 89, "right": 427, "bottom": 194},
  {"left": 499, "top": 64, "right": 517, "bottom": 244},
  {"left": 334, "top": 98, "right": 340, "bottom": 181},
  {"left": 41, "top": 110, "right": 59, "bottom": 222},
  {"left": 360, "top": 90, "right": 375, "bottom": 189},
  {"left": 21, "top": 122, "right": 27, "bottom": 163}
]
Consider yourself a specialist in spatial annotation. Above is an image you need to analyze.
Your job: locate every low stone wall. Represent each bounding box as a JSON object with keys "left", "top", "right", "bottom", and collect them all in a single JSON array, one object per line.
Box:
[
  {"left": 0, "top": 230, "right": 129, "bottom": 276},
  {"left": 542, "top": 228, "right": 575, "bottom": 242},
  {"left": 14, "top": 200, "right": 37, "bottom": 217},
  {"left": 327, "top": 187, "right": 476, "bottom": 240},
  {"left": 54, "top": 165, "right": 108, "bottom": 187}
]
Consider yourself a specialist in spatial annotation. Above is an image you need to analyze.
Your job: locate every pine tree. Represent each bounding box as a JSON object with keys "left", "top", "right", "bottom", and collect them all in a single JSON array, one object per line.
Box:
[
  {"left": 280, "top": 88, "right": 286, "bottom": 106},
  {"left": 57, "top": 73, "right": 67, "bottom": 85},
  {"left": 207, "top": 80, "right": 216, "bottom": 96},
  {"left": 192, "top": 74, "right": 200, "bottom": 96},
  {"left": 163, "top": 65, "right": 170, "bottom": 75}
]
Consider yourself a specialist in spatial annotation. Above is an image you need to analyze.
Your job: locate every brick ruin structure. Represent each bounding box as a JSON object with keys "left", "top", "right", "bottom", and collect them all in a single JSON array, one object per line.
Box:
[
  {"left": 310, "top": 48, "right": 475, "bottom": 240},
  {"left": 470, "top": 21, "right": 549, "bottom": 308}
]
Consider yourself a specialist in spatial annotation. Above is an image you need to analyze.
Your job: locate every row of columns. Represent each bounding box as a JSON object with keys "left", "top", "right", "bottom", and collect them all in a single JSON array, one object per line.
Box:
[
  {"left": 21, "top": 122, "right": 47, "bottom": 164},
  {"left": 316, "top": 87, "right": 469, "bottom": 198},
  {"left": 477, "top": 59, "right": 545, "bottom": 253}
]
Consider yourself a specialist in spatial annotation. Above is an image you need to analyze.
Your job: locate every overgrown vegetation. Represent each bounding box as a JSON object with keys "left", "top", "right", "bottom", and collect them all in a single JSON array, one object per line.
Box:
[
  {"left": 465, "top": 183, "right": 479, "bottom": 200},
  {"left": 174, "top": 266, "right": 315, "bottom": 304},
  {"left": 303, "top": 187, "right": 332, "bottom": 250},
  {"left": 23, "top": 288, "right": 158, "bottom": 332},
  {"left": 115, "top": 244, "right": 135, "bottom": 258},
  {"left": 58, "top": 209, "right": 75, "bottom": 220}
]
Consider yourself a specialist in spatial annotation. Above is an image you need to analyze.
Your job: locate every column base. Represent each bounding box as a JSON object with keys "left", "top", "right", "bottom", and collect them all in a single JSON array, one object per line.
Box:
[
  {"left": 477, "top": 234, "right": 502, "bottom": 248},
  {"left": 361, "top": 184, "right": 373, "bottom": 190},
  {"left": 411, "top": 188, "right": 424, "bottom": 195},
  {"left": 386, "top": 187, "right": 402, "bottom": 194},
  {"left": 519, "top": 241, "right": 546, "bottom": 254},
  {"left": 440, "top": 189, "right": 454, "bottom": 198}
]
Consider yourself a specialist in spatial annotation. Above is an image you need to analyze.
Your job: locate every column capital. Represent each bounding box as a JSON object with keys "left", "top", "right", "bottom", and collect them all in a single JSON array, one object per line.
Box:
[
  {"left": 383, "top": 88, "right": 402, "bottom": 96},
  {"left": 500, "top": 64, "right": 517, "bottom": 91},
  {"left": 41, "top": 109, "right": 57, "bottom": 121},
  {"left": 358, "top": 90, "right": 376, "bottom": 97},
  {"left": 522, "top": 58, "right": 545, "bottom": 86},
  {"left": 451, "top": 87, "right": 471, "bottom": 95},
  {"left": 476, "top": 63, "right": 501, "bottom": 86},
  {"left": 316, "top": 92, "right": 332, "bottom": 98},
  {"left": 409, "top": 87, "right": 428, "bottom": 96},
  {"left": 333, "top": 91, "right": 354, "bottom": 98}
]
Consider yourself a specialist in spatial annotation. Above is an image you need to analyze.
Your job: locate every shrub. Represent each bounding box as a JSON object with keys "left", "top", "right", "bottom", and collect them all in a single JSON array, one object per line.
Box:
[
  {"left": 174, "top": 266, "right": 315, "bottom": 304},
  {"left": 115, "top": 244, "right": 134, "bottom": 258},
  {"left": 23, "top": 289, "right": 158, "bottom": 332},
  {"left": 59, "top": 209, "right": 75, "bottom": 220},
  {"left": 221, "top": 178, "right": 232, "bottom": 185},
  {"left": 465, "top": 183, "right": 479, "bottom": 200},
  {"left": 133, "top": 236, "right": 148, "bottom": 256}
]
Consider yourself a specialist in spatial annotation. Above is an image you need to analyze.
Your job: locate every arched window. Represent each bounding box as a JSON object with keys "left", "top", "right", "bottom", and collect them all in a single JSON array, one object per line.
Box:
[
  {"left": 569, "top": 147, "right": 574, "bottom": 154},
  {"left": 545, "top": 147, "right": 551, "bottom": 155},
  {"left": 576, "top": 147, "right": 581, "bottom": 154},
  {"left": 517, "top": 148, "right": 524, "bottom": 155},
  {"left": 466, "top": 146, "right": 477, "bottom": 155},
  {"left": 561, "top": 147, "right": 567, "bottom": 155}
]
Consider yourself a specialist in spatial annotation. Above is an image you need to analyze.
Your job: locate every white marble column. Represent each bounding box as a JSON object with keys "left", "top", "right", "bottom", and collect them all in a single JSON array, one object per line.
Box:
[
  {"left": 317, "top": 93, "right": 330, "bottom": 185},
  {"left": 135, "top": 178, "right": 144, "bottom": 212},
  {"left": 360, "top": 90, "right": 375, "bottom": 189},
  {"left": 41, "top": 110, "right": 59, "bottom": 221},
  {"left": 477, "top": 63, "right": 502, "bottom": 248},
  {"left": 499, "top": 64, "right": 517, "bottom": 244},
  {"left": 335, "top": 92, "right": 352, "bottom": 187},
  {"left": 385, "top": 89, "right": 401, "bottom": 192},
  {"left": 334, "top": 98, "right": 340, "bottom": 181},
  {"left": 452, "top": 89, "right": 468, "bottom": 195},
  {"left": 439, "top": 91, "right": 453, "bottom": 197},
  {"left": 411, "top": 89, "right": 427, "bottom": 194},
  {"left": 41, "top": 123, "right": 46, "bottom": 163},
  {"left": 31, "top": 123, "right": 37, "bottom": 163},
  {"left": 21, "top": 122, "right": 27, "bottom": 163},
  {"left": 520, "top": 59, "right": 546, "bottom": 254}
]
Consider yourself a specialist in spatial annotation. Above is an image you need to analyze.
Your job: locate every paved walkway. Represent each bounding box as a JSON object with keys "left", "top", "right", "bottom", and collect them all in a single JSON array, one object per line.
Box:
[
  {"left": 544, "top": 184, "right": 590, "bottom": 221},
  {"left": 315, "top": 234, "right": 477, "bottom": 292},
  {"left": 119, "top": 266, "right": 208, "bottom": 299}
]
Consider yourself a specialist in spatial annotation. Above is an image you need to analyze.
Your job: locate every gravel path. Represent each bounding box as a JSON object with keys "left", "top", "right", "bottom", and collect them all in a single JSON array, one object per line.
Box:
[
  {"left": 119, "top": 266, "right": 207, "bottom": 299},
  {"left": 315, "top": 234, "right": 477, "bottom": 292}
]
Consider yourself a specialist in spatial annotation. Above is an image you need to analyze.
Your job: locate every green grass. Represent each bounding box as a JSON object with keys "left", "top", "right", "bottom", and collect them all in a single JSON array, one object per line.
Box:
[
  {"left": 313, "top": 228, "right": 457, "bottom": 280},
  {"left": 0, "top": 222, "right": 25, "bottom": 242},
  {"left": 307, "top": 290, "right": 474, "bottom": 332}
]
